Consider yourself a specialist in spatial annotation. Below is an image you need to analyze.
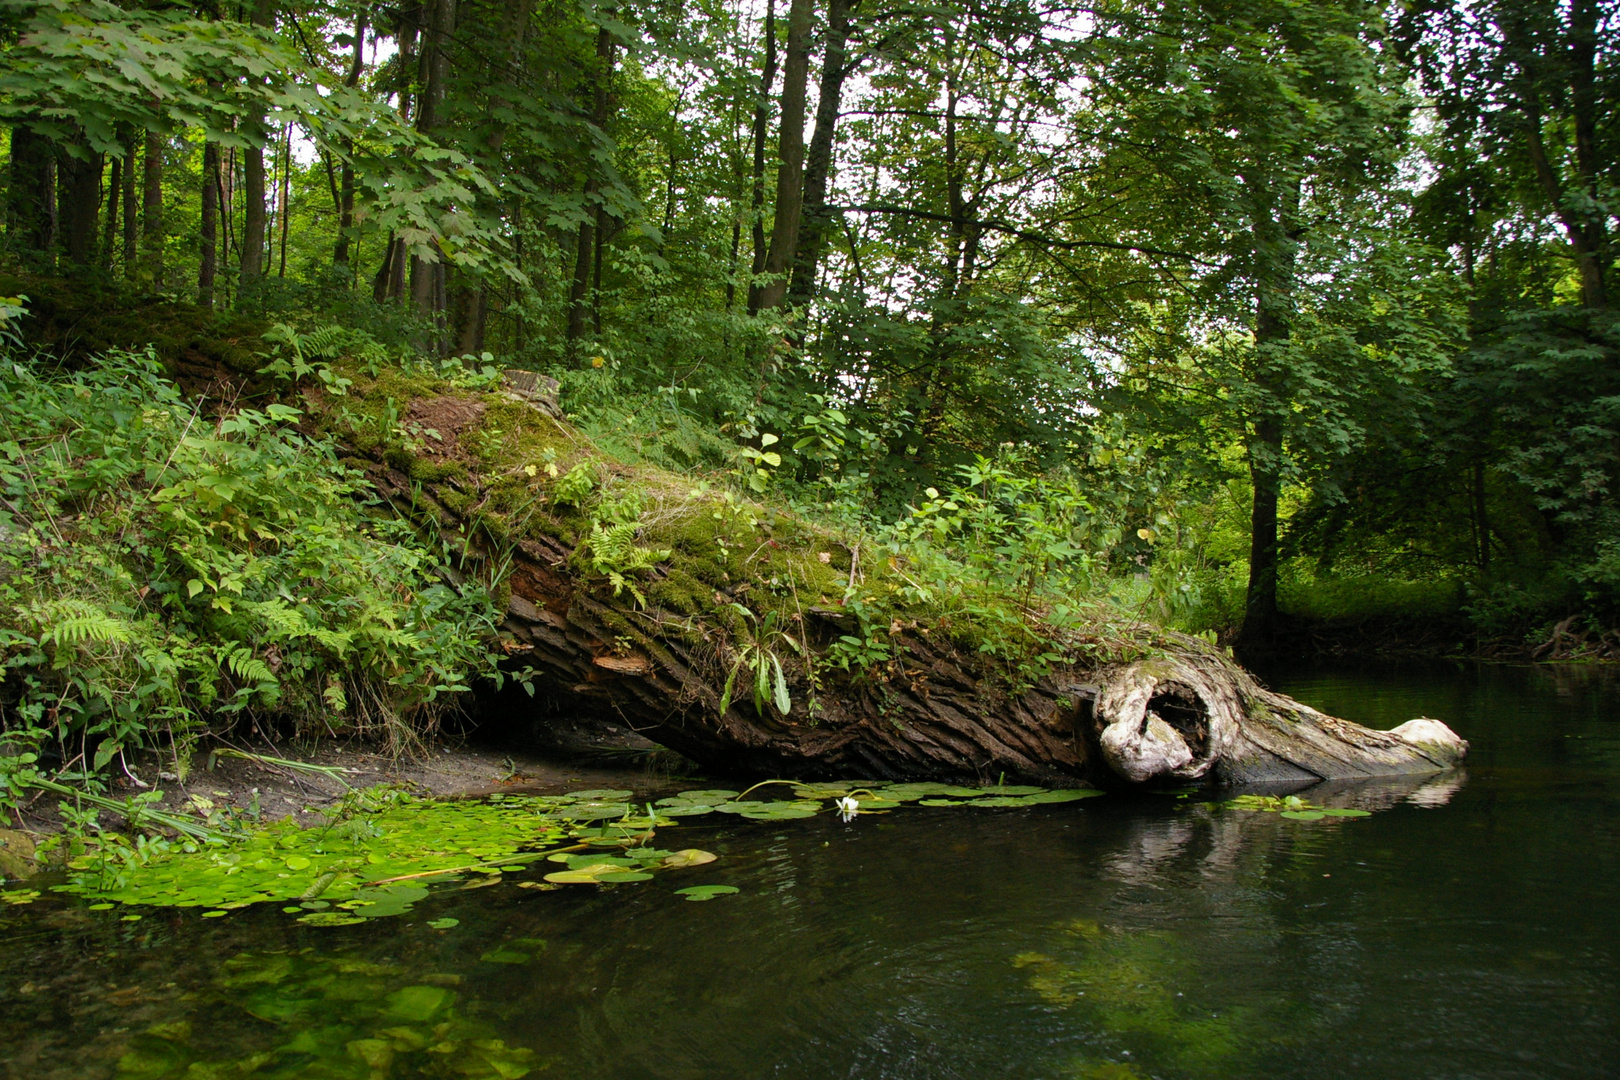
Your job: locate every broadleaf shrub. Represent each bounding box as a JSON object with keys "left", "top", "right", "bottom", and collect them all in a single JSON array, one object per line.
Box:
[{"left": 0, "top": 348, "right": 500, "bottom": 774}]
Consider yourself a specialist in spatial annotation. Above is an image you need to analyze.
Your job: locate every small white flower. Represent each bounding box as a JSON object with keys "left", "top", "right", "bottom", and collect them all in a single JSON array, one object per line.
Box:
[{"left": 835, "top": 795, "right": 860, "bottom": 821}]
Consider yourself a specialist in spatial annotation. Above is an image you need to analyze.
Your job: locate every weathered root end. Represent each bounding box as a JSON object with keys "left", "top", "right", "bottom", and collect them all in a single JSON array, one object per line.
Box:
[{"left": 1095, "top": 648, "right": 1468, "bottom": 786}]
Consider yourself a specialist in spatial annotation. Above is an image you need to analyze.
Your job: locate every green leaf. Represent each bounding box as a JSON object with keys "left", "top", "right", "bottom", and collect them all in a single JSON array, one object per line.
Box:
[{"left": 673, "top": 885, "right": 739, "bottom": 902}]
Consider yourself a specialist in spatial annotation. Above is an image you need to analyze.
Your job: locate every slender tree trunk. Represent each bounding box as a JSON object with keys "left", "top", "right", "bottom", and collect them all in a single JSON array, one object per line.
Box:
[
  {"left": 101, "top": 149, "right": 122, "bottom": 269},
  {"left": 787, "top": 0, "right": 855, "bottom": 309},
  {"left": 121, "top": 141, "right": 137, "bottom": 276},
  {"left": 141, "top": 131, "right": 164, "bottom": 284},
  {"left": 1237, "top": 179, "right": 1300, "bottom": 657},
  {"left": 373, "top": 235, "right": 407, "bottom": 303},
  {"left": 410, "top": 0, "right": 456, "bottom": 338},
  {"left": 370, "top": 6, "right": 418, "bottom": 302},
  {"left": 455, "top": 277, "right": 486, "bottom": 354},
  {"left": 199, "top": 142, "right": 221, "bottom": 308},
  {"left": 754, "top": 0, "right": 813, "bottom": 313},
  {"left": 240, "top": 0, "right": 277, "bottom": 286},
  {"left": 242, "top": 148, "right": 268, "bottom": 284},
  {"left": 277, "top": 124, "right": 291, "bottom": 278},
  {"left": 334, "top": 6, "right": 368, "bottom": 270},
  {"left": 1243, "top": 414, "right": 1283, "bottom": 652},
  {"left": 745, "top": 0, "right": 778, "bottom": 315},
  {"left": 567, "top": 24, "right": 615, "bottom": 357}
]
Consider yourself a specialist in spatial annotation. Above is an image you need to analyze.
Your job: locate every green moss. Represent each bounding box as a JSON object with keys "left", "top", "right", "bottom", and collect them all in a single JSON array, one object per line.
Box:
[
  {"left": 404, "top": 458, "right": 460, "bottom": 483},
  {"left": 438, "top": 488, "right": 475, "bottom": 516}
]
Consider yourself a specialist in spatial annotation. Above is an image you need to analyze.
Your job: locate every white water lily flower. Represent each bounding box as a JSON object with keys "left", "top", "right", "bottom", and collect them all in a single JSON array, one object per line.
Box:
[{"left": 835, "top": 795, "right": 860, "bottom": 821}]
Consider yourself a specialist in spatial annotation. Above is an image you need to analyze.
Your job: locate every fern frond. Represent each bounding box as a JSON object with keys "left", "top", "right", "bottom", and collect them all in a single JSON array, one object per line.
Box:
[
  {"left": 224, "top": 646, "right": 277, "bottom": 686},
  {"left": 242, "top": 599, "right": 312, "bottom": 640},
  {"left": 34, "top": 600, "right": 132, "bottom": 647}
]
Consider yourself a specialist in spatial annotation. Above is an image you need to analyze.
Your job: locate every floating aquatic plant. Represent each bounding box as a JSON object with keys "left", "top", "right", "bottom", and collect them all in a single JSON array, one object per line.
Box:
[
  {"left": 1223, "top": 794, "right": 1373, "bottom": 821},
  {"left": 54, "top": 778, "right": 1106, "bottom": 921}
]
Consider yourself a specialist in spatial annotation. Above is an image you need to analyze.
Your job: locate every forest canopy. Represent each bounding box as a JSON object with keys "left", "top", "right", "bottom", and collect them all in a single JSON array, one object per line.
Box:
[{"left": 1, "top": 0, "right": 1616, "bottom": 657}]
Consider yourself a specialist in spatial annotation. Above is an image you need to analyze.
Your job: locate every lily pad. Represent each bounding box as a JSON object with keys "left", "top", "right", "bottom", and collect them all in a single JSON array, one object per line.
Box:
[
  {"left": 660, "top": 804, "right": 716, "bottom": 817},
  {"left": 1279, "top": 810, "right": 1326, "bottom": 821},
  {"left": 1318, "top": 807, "right": 1372, "bottom": 818},
  {"left": 427, "top": 917, "right": 459, "bottom": 929},
  {"left": 662, "top": 849, "right": 718, "bottom": 868},
  {"left": 674, "top": 885, "right": 740, "bottom": 902},
  {"left": 1022, "top": 789, "right": 1105, "bottom": 803},
  {"left": 677, "top": 789, "right": 740, "bottom": 800}
]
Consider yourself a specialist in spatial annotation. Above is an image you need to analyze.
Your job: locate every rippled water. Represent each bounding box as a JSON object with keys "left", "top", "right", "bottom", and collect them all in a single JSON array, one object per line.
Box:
[{"left": 3, "top": 662, "right": 1617, "bottom": 1080}]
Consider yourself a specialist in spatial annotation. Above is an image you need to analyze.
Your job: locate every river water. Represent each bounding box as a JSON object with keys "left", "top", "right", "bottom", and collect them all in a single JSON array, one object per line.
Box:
[{"left": 2, "top": 662, "right": 1616, "bottom": 1079}]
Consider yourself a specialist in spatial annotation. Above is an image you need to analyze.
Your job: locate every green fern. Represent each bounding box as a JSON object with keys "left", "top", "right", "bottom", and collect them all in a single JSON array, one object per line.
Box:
[
  {"left": 224, "top": 646, "right": 277, "bottom": 686},
  {"left": 34, "top": 601, "right": 132, "bottom": 647},
  {"left": 586, "top": 521, "right": 671, "bottom": 606},
  {"left": 243, "top": 599, "right": 313, "bottom": 640}
]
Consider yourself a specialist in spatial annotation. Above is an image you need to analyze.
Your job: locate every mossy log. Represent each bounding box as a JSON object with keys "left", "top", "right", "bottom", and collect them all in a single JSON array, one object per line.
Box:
[{"left": 338, "top": 377, "right": 1467, "bottom": 790}]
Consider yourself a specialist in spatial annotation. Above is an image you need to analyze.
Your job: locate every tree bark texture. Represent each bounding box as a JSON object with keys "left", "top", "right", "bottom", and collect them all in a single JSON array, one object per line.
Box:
[
  {"left": 1237, "top": 177, "right": 1299, "bottom": 658},
  {"left": 199, "top": 142, "right": 221, "bottom": 308},
  {"left": 7, "top": 125, "right": 56, "bottom": 262},
  {"left": 141, "top": 131, "right": 164, "bottom": 284},
  {"left": 56, "top": 143, "right": 102, "bottom": 270},
  {"left": 787, "top": 0, "right": 856, "bottom": 309},
  {"left": 334, "top": 6, "right": 367, "bottom": 269},
  {"left": 100, "top": 150, "right": 122, "bottom": 269},
  {"left": 754, "top": 0, "right": 815, "bottom": 312},
  {"left": 351, "top": 385, "right": 1467, "bottom": 790},
  {"left": 567, "top": 24, "right": 615, "bottom": 355},
  {"left": 745, "top": 0, "right": 778, "bottom": 315},
  {"left": 121, "top": 142, "right": 137, "bottom": 275}
]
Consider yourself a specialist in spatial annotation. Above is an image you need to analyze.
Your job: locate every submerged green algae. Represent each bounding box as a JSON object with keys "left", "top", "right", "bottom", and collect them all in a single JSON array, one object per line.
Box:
[{"left": 115, "top": 950, "right": 541, "bottom": 1080}]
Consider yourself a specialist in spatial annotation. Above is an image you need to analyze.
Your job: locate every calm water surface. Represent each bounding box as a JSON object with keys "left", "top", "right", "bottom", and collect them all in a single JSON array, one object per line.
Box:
[{"left": 2, "top": 663, "right": 1617, "bottom": 1079}]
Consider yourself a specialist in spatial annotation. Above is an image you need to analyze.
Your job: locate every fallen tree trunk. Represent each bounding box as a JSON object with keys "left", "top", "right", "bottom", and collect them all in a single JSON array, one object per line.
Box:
[{"left": 343, "top": 379, "right": 1466, "bottom": 790}]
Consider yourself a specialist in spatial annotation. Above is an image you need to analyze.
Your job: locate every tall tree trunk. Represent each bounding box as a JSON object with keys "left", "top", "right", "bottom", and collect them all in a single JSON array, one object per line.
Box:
[
  {"left": 567, "top": 24, "right": 615, "bottom": 357},
  {"left": 141, "top": 131, "right": 164, "bottom": 284},
  {"left": 7, "top": 125, "right": 56, "bottom": 263},
  {"left": 241, "top": 147, "right": 268, "bottom": 284},
  {"left": 754, "top": 0, "right": 815, "bottom": 313},
  {"left": 57, "top": 139, "right": 103, "bottom": 271},
  {"left": 373, "top": 235, "right": 408, "bottom": 303},
  {"left": 787, "top": 0, "right": 855, "bottom": 309},
  {"left": 121, "top": 141, "right": 137, "bottom": 276},
  {"left": 745, "top": 0, "right": 778, "bottom": 315},
  {"left": 100, "top": 149, "right": 122, "bottom": 269},
  {"left": 454, "top": 274, "right": 487, "bottom": 355},
  {"left": 199, "top": 142, "right": 221, "bottom": 308},
  {"left": 1242, "top": 414, "right": 1283, "bottom": 653},
  {"left": 370, "top": 6, "right": 419, "bottom": 303},
  {"left": 410, "top": 0, "right": 456, "bottom": 337},
  {"left": 277, "top": 124, "right": 291, "bottom": 278},
  {"left": 334, "top": 6, "right": 368, "bottom": 270},
  {"left": 1237, "top": 179, "right": 1300, "bottom": 658},
  {"left": 240, "top": 0, "right": 277, "bottom": 286}
]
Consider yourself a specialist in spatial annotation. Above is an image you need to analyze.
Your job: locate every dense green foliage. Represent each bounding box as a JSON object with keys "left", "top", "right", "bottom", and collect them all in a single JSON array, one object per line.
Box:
[
  {"left": 0, "top": 0, "right": 1615, "bottom": 769},
  {"left": 0, "top": 334, "right": 500, "bottom": 795}
]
